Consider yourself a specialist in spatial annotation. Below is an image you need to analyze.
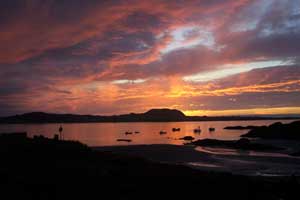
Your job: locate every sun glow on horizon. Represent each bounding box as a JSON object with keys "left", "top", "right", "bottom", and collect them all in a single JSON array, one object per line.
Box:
[{"left": 183, "top": 107, "right": 300, "bottom": 117}]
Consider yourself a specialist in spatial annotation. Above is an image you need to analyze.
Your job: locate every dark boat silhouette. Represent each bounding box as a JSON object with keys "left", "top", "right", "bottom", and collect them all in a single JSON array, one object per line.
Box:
[
  {"left": 172, "top": 128, "right": 180, "bottom": 132},
  {"left": 159, "top": 131, "right": 167, "bottom": 135},
  {"left": 209, "top": 127, "right": 215, "bottom": 132},
  {"left": 134, "top": 131, "right": 140, "bottom": 134},
  {"left": 125, "top": 131, "right": 133, "bottom": 135},
  {"left": 194, "top": 126, "right": 201, "bottom": 133}
]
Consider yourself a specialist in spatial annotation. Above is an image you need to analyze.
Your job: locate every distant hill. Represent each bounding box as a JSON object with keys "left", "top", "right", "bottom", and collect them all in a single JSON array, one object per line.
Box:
[
  {"left": 0, "top": 108, "right": 299, "bottom": 124},
  {"left": 143, "top": 109, "right": 186, "bottom": 121}
]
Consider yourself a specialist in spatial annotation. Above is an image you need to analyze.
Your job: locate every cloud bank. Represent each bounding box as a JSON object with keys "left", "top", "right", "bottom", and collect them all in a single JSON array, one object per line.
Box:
[{"left": 0, "top": 0, "right": 299, "bottom": 116}]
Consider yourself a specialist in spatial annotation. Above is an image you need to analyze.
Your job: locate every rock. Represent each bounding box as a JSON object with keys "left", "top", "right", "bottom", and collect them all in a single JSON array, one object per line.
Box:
[
  {"left": 179, "top": 136, "right": 195, "bottom": 141},
  {"left": 235, "top": 138, "right": 250, "bottom": 146},
  {"left": 242, "top": 121, "right": 300, "bottom": 140},
  {"left": 116, "top": 139, "right": 132, "bottom": 142},
  {"left": 224, "top": 126, "right": 259, "bottom": 130}
]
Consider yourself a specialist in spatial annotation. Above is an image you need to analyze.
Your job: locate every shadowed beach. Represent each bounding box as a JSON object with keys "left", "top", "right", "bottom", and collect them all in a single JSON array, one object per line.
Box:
[
  {"left": 1, "top": 129, "right": 300, "bottom": 199},
  {"left": 94, "top": 143, "right": 300, "bottom": 176}
]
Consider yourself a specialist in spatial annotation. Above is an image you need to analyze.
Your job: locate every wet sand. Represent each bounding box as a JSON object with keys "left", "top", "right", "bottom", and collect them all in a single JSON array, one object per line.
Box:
[{"left": 94, "top": 144, "right": 300, "bottom": 176}]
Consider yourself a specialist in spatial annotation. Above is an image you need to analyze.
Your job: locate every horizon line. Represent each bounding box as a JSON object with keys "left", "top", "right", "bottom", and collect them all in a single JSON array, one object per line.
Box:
[{"left": 2, "top": 108, "right": 300, "bottom": 118}]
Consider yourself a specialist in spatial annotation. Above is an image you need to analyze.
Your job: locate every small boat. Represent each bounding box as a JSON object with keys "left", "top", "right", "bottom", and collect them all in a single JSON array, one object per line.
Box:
[
  {"left": 125, "top": 131, "right": 133, "bottom": 135},
  {"left": 172, "top": 128, "right": 181, "bottom": 132},
  {"left": 134, "top": 131, "right": 140, "bottom": 134},
  {"left": 159, "top": 131, "right": 167, "bottom": 135},
  {"left": 209, "top": 127, "right": 215, "bottom": 132},
  {"left": 117, "top": 139, "right": 132, "bottom": 142},
  {"left": 193, "top": 126, "right": 201, "bottom": 133}
]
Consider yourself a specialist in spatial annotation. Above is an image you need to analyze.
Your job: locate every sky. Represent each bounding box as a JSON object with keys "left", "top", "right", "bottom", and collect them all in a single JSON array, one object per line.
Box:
[{"left": 0, "top": 0, "right": 300, "bottom": 116}]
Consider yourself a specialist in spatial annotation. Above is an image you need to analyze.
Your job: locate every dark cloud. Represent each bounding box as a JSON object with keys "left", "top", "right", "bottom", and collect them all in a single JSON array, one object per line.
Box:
[{"left": 182, "top": 92, "right": 300, "bottom": 111}]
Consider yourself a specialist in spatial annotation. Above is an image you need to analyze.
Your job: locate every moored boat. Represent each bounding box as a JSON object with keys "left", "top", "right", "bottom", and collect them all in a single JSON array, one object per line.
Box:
[
  {"left": 159, "top": 131, "right": 167, "bottom": 135},
  {"left": 172, "top": 128, "right": 180, "bottom": 132},
  {"left": 194, "top": 126, "right": 201, "bottom": 133},
  {"left": 209, "top": 127, "right": 215, "bottom": 132}
]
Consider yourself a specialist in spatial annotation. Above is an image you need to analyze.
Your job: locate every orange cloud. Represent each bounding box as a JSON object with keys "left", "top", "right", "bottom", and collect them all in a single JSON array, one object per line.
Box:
[{"left": 6, "top": 65, "right": 298, "bottom": 116}]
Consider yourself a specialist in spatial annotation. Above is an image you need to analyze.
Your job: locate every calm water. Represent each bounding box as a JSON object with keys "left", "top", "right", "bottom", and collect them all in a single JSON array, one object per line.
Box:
[{"left": 0, "top": 120, "right": 295, "bottom": 146}]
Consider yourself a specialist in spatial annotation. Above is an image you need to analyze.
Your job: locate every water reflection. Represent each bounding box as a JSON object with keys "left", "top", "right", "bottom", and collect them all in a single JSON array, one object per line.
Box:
[{"left": 0, "top": 120, "right": 294, "bottom": 146}]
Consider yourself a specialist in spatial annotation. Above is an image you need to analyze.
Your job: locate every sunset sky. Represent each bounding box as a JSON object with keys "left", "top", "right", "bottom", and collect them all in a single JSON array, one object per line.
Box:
[{"left": 0, "top": 0, "right": 300, "bottom": 116}]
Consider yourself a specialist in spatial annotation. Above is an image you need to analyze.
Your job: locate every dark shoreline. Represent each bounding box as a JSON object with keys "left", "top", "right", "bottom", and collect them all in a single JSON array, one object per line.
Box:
[{"left": 1, "top": 132, "right": 300, "bottom": 199}]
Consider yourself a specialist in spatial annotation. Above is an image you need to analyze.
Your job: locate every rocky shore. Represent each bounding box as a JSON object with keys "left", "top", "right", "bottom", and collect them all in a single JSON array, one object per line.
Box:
[{"left": 241, "top": 121, "right": 300, "bottom": 140}]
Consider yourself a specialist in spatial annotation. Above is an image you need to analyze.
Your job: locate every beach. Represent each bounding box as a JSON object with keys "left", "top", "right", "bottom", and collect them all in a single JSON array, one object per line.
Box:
[
  {"left": 1, "top": 130, "right": 300, "bottom": 199},
  {"left": 95, "top": 143, "right": 300, "bottom": 176}
]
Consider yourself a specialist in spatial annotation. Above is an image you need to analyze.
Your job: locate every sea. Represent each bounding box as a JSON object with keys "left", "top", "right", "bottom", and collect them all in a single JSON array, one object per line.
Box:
[{"left": 0, "top": 119, "right": 295, "bottom": 146}]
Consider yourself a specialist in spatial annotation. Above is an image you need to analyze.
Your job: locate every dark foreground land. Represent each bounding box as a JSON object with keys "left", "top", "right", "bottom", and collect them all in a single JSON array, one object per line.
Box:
[{"left": 0, "top": 133, "right": 300, "bottom": 200}]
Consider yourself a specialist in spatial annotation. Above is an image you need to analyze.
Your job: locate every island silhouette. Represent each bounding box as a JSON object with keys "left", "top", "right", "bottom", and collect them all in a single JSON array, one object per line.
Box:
[{"left": 1, "top": 108, "right": 299, "bottom": 124}]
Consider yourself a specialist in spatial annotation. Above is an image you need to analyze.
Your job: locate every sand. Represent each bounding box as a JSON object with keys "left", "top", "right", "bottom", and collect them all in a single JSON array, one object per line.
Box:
[{"left": 94, "top": 144, "right": 300, "bottom": 176}]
